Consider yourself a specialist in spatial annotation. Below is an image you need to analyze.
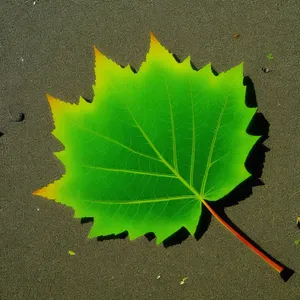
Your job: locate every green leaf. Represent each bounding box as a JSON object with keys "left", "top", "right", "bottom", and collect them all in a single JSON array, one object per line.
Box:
[
  {"left": 33, "top": 32, "right": 290, "bottom": 276},
  {"left": 33, "top": 33, "right": 259, "bottom": 244},
  {"left": 68, "top": 250, "right": 75, "bottom": 256},
  {"left": 266, "top": 53, "right": 274, "bottom": 60}
]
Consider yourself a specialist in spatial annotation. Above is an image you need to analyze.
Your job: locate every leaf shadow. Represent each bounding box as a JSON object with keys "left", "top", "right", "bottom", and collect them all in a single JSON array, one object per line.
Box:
[
  {"left": 81, "top": 217, "right": 129, "bottom": 241},
  {"left": 97, "top": 231, "right": 128, "bottom": 241},
  {"left": 82, "top": 97, "right": 92, "bottom": 103}
]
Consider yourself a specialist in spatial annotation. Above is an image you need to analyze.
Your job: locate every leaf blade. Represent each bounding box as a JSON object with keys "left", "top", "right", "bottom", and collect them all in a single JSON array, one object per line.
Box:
[{"left": 34, "top": 34, "right": 260, "bottom": 244}]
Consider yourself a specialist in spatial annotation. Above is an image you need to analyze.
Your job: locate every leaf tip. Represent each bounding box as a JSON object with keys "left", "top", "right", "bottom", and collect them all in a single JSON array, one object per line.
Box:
[
  {"left": 32, "top": 186, "right": 46, "bottom": 197},
  {"left": 46, "top": 93, "right": 55, "bottom": 104},
  {"left": 93, "top": 45, "right": 104, "bottom": 61},
  {"left": 155, "top": 234, "right": 166, "bottom": 245},
  {"left": 237, "top": 61, "right": 244, "bottom": 73},
  {"left": 32, "top": 183, "right": 56, "bottom": 200},
  {"left": 183, "top": 55, "right": 191, "bottom": 65},
  {"left": 150, "top": 31, "right": 160, "bottom": 47},
  {"left": 46, "top": 94, "right": 64, "bottom": 112}
]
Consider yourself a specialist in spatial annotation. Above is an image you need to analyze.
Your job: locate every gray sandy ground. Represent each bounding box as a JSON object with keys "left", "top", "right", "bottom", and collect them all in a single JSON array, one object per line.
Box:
[{"left": 1, "top": 1, "right": 300, "bottom": 299}]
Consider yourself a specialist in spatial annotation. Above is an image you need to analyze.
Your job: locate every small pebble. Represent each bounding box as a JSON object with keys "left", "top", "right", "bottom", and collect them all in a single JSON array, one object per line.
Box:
[{"left": 262, "top": 67, "right": 270, "bottom": 73}]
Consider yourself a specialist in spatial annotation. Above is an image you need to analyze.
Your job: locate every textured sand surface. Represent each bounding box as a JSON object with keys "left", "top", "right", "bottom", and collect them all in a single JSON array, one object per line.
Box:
[{"left": 1, "top": 1, "right": 300, "bottom": 299}]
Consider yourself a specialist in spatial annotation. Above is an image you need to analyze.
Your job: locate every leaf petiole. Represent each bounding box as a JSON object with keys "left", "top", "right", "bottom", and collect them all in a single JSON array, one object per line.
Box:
[{"left": 201, "top": 199, "right": 284, "bottom": 274}]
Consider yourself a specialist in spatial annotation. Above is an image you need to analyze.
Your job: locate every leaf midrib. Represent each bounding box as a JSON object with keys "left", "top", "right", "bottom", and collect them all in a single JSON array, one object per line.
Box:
[{"left": 123, "top": 100, "right": 202, "bottom": 201}]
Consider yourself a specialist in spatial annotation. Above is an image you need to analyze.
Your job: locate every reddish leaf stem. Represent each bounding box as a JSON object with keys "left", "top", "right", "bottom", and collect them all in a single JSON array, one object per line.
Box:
[{"left": 201, "top": 199, "right": 284, "bottom": 273}]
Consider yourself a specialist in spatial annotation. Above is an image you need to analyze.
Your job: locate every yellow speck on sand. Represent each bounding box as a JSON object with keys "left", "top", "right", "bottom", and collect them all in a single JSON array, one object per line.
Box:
[
  {"left": 68, "top": 250, "right": 75, "bottom": 256},
  {"left": 180, "top": 277, "right": 188, "bottom": 285}
]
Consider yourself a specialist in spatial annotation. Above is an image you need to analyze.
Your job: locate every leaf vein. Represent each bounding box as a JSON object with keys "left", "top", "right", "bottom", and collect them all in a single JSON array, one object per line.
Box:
[
  {"left": 189, "top": 84, "right": 196, "bottom": 186},
  {"left": 164, "top": 80, "right": 178, "bottom": 171},
  {"left": 82, "top": 164, "right": 176, "bottom": 178},
  {"left": 66, "top": 118, "right": 161, "bottom": 162},
  {"left": 86, "top": 195, "right": 196, "bottom": 205},
  {"left": 200, "top": 97, "right": 229, "bottom": 196},
  {"left": 122, "top": 100, "right": 203, "bottom": 200}
]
